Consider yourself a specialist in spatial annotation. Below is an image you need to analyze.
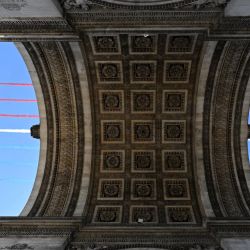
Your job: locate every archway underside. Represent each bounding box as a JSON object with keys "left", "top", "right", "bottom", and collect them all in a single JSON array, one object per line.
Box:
[{"left": 1, "top": 5, "right": 250, "bottom": 248}]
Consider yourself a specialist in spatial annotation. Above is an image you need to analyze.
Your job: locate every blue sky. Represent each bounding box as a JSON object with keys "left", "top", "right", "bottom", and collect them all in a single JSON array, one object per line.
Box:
[{"left": 0, "top": 42, "right": 39, "bottom": 216}]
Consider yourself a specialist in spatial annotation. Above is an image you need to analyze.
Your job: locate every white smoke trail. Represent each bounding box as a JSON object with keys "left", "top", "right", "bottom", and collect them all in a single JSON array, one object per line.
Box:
[{"left": 0, "top": 129, "right": 30, "bottom": 133}]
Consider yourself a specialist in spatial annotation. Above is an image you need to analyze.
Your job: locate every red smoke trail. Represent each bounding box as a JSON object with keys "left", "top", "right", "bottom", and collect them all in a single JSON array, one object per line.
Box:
[
  {"left": 0, "top": 83, "right": 33, "bottom": 87},
  {"left": 0, "top": 98, "right": 37, "bottom": 102},
  {"left": 0, "top": 114, "right": 40, "bottom": 118}
]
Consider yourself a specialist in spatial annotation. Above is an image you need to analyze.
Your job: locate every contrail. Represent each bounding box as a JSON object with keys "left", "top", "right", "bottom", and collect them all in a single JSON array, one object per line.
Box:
[
  {"left": 0, "top": 82, "right": 33, "bottom": 86},
  {"left": 0, "top": 98, "right": 37, "bottom": 102},
  {"left": 0, "top": 129, "right": 30, "bottom": 133},
  {"left": 0, "top": 114, "right": 39, "bottom": 118},
  {"left": 0, "top": 145, "right": 38, "bottom": 150}
]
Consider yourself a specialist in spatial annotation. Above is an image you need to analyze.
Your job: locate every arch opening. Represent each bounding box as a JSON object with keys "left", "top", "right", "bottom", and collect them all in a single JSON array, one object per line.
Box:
[
  {"left": 248, "top": 111, "right": 250, "bottom": 163},
  {"left": 0, "top": 42, "right": 40, "bottom": 216}
]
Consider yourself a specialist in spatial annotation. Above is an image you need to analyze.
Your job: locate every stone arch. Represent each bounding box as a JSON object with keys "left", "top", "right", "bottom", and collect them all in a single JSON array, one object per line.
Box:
[
  {"left": 235, "top": 48, "right": 250, "bottom": 210},
  {"left": 240, "top": 55, "right": 250, "bottom": 192},
  {"left": 203, "top": 40, "right": 250, "bottom": 217},
  {"left": 11, "top": 41, "right": 92, "bottom": 217}
]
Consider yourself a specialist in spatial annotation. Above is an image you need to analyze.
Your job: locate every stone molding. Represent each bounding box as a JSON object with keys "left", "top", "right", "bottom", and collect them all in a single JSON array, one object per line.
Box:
[
  {"left": 194, "top": 41, "right": 217, "bottom": 218},
  {"left": 203, "top": 41, "right": 250, "bottom": 217},
  {"left": 20, "top": 41, "right": 85, "bottom": 217},
  {"left": 68, "top": 229, "right": 221, "bottom": 249},
  {"left": 66, "top": 11, "right": 223, "bottom": 29},
  {"left": 1, "top": 11, "right": 250, "bottom": 38},
  {"left": 60, "top": 0, "right": 230, "bottom": 10},
  {"left": 0, "top": 18, "right": 73, "bottom": 34}
]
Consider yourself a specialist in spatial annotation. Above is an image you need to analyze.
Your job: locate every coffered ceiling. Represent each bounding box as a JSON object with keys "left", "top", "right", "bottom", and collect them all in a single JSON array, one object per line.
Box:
[
  {"left": 1, "top": 1, "right": 250, "bottom": 249},
  {"left": 81, "top": 31, "right": 204, "bottom": 226}
]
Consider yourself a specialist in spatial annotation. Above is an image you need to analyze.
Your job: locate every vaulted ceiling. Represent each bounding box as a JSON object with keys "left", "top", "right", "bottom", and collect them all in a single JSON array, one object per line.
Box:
[
  {"left": 82, "top": 31, "right": 203, "bottom": 226},
  {"left": 1, "top": 0, "right": 250, "bottom": 249}
]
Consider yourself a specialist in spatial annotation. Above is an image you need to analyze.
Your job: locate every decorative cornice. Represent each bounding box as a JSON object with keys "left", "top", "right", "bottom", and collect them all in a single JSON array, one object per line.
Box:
[
  {"left": 62, "top": 0, "right": 90, "bottom": 10},
  {"left": 65, "top": 10, "right": 223, "bottom": 30},
  {"left": 187, "top": 0, "right": 229, "bottom": 9},
  {"left": 60, "top": 0, "right": 230, "bottom": 11},
  {"left": 69, "top": 229, "right": 222, "bottom": 249},
  {"left": 208, "top": 221, "right": 250, "bottom": 237},
  {"left": 0, "top": 244, "right": 33, "bottom": 250},
  {"left": 0, "top": 218, "right": 80, "bottom": 237},
  {"left": 70, "top": 245, "right": 223, "bottom": 250},
  {"left": 0, "top": 18, "right": 73, "bottom": 34}
]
